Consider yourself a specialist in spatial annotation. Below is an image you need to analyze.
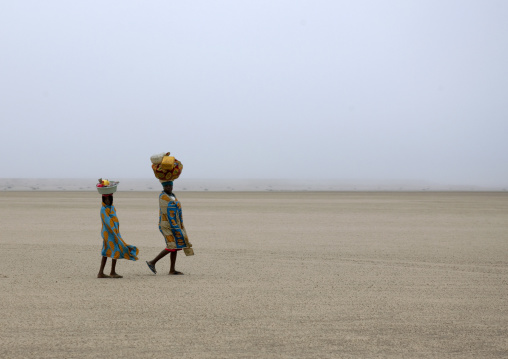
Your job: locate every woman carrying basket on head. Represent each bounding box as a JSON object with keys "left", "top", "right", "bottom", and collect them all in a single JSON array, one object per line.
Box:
[
  {"left": 96, "top": 179, "right": 139, "bottom": 278},
  {"left": 146, "top": 153, "right": 193, "bottom": 275}
]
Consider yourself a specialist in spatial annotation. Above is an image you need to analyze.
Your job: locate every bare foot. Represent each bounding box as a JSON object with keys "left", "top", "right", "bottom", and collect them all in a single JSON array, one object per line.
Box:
[
  {"left": 97, "top": 273, "right": 110, "bottom": 278},
  {"left": 168, "top": 271, "right": 184, "bottom": 275},
  {"left": 110, "top": 274, "right": 123, "bottom": 278}
]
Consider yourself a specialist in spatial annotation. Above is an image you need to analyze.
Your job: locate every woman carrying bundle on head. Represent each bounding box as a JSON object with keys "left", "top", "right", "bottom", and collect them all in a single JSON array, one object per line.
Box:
[
  {"left": 96, "top": 179, "right": 139, "bottom": 278},
  {"left": 146, "top": 153, "right": 193, "bottom": 276}
]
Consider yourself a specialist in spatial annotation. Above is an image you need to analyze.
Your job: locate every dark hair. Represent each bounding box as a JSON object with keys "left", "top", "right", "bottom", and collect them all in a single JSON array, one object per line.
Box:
[{"left": 102, "top": 195, "right": 113, "bottom": 205}]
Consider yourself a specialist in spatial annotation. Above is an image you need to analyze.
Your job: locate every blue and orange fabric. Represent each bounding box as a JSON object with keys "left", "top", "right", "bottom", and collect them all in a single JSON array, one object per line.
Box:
[
  {"left": 158, "top": 192, "right": 192, "bottom": 252},
  {"left": 100, "top": 202, "right": 139, "bottom": 261}
]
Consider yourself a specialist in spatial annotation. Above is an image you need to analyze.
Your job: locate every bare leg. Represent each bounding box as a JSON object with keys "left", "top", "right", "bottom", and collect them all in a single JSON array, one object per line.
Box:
[
  {"left": 110, "top": 259, "right": 123, "bottom": 278},
  {"left": 169, "top": 251, "right": 183, "bottom": 275},
  {"left": 98, "top": 257, "right": 110, "bottom": 278},
  {"left": 147, "top": 249, "right": 170, "bottom": 273}
]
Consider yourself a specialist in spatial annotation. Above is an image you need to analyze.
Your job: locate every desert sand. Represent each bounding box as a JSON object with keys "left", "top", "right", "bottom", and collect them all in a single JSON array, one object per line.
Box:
[{"left": 0, "top": 191, "right": 507, "bottom": 358}]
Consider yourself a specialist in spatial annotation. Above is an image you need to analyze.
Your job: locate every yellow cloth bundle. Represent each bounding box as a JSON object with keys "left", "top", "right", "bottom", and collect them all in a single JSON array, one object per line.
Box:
[{"left": 161, "top": 156, "right": 175, "bottom": 170}]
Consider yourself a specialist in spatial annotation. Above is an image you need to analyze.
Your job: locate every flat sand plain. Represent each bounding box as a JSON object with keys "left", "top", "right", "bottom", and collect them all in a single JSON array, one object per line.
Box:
[{"left": 0, "top": 191, "right": 507, "bottom": 358}]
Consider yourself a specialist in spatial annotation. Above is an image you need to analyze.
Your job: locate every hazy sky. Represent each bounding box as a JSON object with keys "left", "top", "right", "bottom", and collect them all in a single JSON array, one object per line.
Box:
[{"left": 1, "top": 1, "right": 507, "bottom": 186}]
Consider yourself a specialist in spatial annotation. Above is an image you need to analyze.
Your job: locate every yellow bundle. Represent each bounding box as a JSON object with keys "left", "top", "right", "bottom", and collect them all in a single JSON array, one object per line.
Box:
[{"left": 161, "top": 156, "right": 175, "bottom": 170}]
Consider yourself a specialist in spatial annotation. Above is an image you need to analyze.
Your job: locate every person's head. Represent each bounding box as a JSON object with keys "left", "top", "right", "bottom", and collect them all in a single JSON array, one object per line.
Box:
[
  {"left": 162, "top": 181, "right": 173, "bottom": 194},
  {"left": 102, "top": 194, "right": 113, "bottom": 206}
]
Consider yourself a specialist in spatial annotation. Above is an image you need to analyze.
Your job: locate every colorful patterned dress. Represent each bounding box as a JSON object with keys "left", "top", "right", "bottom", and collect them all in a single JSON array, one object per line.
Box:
[
  {"left": 159, "top": 192, "right": 193, "bottom": 253},
  {"left": 100, "top": 202, "right": 139, "bottom": 260}
]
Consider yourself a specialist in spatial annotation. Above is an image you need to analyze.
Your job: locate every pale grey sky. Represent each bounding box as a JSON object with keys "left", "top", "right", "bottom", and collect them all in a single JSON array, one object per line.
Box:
[{"left": 1, "top": 1, "right": 507, "bottom": 186}]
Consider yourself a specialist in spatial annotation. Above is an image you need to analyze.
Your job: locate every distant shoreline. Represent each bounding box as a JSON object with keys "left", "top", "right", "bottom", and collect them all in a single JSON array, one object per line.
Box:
[{"left": 0, "top": 178, "right": 505, "bottom": 192}]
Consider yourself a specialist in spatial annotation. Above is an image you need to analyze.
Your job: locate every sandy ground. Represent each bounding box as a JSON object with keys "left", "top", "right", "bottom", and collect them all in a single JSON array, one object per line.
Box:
[{"left": 0, "top": 191, "right": 507, "bottom": 358}]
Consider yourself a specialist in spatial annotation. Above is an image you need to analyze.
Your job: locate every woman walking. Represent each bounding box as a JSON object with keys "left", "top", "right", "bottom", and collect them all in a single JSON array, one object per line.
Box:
[
  {"left": 146, "top": 153, "right": 193, "bottom": 275},
  {"left": 97, "top": 180, "right": 139, "bottom": 278}
]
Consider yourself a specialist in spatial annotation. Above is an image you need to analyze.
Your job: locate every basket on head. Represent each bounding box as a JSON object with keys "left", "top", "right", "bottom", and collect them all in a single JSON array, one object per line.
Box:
[
  {"left": 96, "top": 185, "right": 118, "bottom": 195},
  {"left": 96, "top": 179, "right": 119, "bottom": 195},
  {"left": 151, "top": 152, "right": 183, "bottom": 181}
]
